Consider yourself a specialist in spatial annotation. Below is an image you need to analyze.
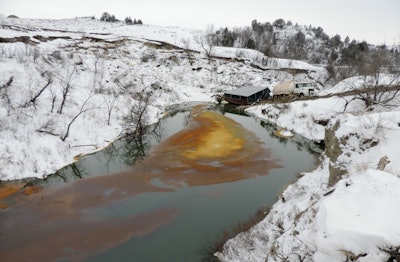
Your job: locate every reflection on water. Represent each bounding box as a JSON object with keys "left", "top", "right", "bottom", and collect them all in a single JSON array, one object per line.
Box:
[
  {"left": 0, "top": 103, "right": 320, "bottom": 261},
  {"left": 259, "top": 119, "right": 325, "bottom": 154}
]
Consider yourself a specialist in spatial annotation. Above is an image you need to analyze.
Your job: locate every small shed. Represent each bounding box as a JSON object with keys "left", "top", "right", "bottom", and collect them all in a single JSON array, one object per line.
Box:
[{"left": 224, "top": 86, "right": 270, "bottom": 105}]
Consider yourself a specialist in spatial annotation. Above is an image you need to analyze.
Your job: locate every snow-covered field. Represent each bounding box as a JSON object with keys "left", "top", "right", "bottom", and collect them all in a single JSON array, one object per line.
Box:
[{"left": 1, "top": 17, "right": 400, "bottom": 262}]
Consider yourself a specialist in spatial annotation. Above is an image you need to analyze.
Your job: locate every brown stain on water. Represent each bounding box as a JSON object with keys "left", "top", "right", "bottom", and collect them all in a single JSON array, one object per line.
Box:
[
  {"left": 0, "top": 107, "right": 281, "bottom": 260},
  {"left": 0, "top": 183, "right": 24, "bottom": 199},
  {"left": 0, "top": 207, "right": 179, "bottom": 261}
]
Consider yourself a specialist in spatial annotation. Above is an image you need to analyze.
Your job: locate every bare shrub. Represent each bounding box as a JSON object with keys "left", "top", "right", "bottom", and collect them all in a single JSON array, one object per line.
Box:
[
  {"left": 33, "top": 47, "right": 41, "bottom": 63},
  {"left": 181, "top": 38, "right": 195, "bottom": 65},
  {"left": 36, "top": 118, "right": 58, "bottom": 137},
  {"left": 50, "top": 50, "right": 62, "bottom": 61},
  {"left": 141, "top": 51, "right": 157, "bottom": 63}
]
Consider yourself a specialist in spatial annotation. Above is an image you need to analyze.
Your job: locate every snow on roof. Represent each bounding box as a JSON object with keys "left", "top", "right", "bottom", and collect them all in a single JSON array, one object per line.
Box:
[{"left": 224, "top": 86, "right": 269, "bottom": 97}]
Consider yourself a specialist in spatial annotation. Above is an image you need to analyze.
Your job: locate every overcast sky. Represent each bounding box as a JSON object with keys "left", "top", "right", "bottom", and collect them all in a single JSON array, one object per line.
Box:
[{"left": 1, "top": 0, "right": 399, "bottom": 45}]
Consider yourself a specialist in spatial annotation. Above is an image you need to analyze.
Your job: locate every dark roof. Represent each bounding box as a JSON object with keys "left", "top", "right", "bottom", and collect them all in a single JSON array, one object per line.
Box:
[{"left": 224, "top": 86, "right": 269, "bottom": 97}]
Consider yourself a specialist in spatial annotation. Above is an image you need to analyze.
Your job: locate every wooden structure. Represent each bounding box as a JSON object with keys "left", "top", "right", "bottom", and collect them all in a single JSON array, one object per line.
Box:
[{"left": 223, "top": 86, "right": 270, "bottom": 105}]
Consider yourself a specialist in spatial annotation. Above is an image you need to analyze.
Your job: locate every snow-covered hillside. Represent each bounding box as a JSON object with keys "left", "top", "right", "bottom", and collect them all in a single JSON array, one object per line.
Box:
[
  {"left": 214, "top": 19, "right": 343, "bottom": 65},
  {"left": 0, "top": 17, "right": 325, "bottom": 180}
]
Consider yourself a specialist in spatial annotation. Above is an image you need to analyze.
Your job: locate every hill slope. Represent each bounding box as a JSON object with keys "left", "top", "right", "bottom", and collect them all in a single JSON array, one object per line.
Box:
[{"left": 0, "top": 17, "right": 326, "bottom": 180}]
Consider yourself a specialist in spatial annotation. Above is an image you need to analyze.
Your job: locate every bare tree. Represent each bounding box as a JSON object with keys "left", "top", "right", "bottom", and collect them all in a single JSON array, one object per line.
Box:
[
  {"left": 195, "top": 24, "right": 216, "bottom": 63},
  {"left": 57, "top": 65, "right": 77, "bottom": 114},
  {"left": 238, "top": 27, "right": 253, "bottom": 49},
  {"left": 103, "top": 92, "right": 117, "bottom": 126},
  {"left": 91, "top": 53, "right": 117, "bottom": 126},
  {"left": 48, "top": 84, "right": 57, "bottom": 113},
  {"left": 343, "top": 49, "right": 400, "bottom": 112},
  {"left": 23, "top": 76, "right": 52, "bottom": 108},
  {"left": 93, "top": 52, "right": 105, "bottom": 92},
  {"left": 364, "top": 74, "right": 399, "bottom": 109},
  {"left": 37, "top": 88, "right": 98, "bottom": 143},
  {"left": 181, "top": 38, "right": 195, "bottom": 65},
  {"left": 0, "top": 76, "right": 13, "bottom": 115},
  {"left": 124, "top": 89, "right": 152, "bottom": 139},
  {"left": 61, "top": 91, "right": 96, "bottom": 141}
]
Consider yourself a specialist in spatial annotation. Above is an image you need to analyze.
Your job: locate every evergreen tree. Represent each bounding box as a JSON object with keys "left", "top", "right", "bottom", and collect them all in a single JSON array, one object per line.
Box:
[
  {"left": 344, "top": 36, "right": 350, "bottom": 45},
  {"left": 273, "top": 18, "right": 286, "bottom": 29},
  {"left": 100, "top": 12, "right": 111, "bottom": 22},
  {"left": 100, "top": 12, "right": 117, "bottom": 22},
  {"left": 125, "top": 16, "right": 133, "bottom": 25},
  {"left": 329, "top": 34, "right": 342, "bottom": 48}
]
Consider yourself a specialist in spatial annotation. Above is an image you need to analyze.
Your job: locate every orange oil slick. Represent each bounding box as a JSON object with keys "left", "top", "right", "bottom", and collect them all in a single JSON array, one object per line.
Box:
[
  {"left": 0, "top": 183, "right": 24, "bottom": 199},
  {"left": 22, "top": 186, "right": 43, "bottom": 195}
]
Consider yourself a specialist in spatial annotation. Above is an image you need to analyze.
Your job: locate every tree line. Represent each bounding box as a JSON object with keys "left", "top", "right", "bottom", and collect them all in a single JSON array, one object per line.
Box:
[
  {"left": 211, "top": 18, "right": 399, "bottom": 69},
  {"left": 100, "top": 12, "right": 143, "bottom": 25}
]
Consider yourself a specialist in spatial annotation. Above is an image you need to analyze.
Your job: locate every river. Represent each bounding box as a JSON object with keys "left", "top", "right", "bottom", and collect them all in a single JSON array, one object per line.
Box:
[{"left": 0, "top": 103, "right": 320, "bottom": 261}]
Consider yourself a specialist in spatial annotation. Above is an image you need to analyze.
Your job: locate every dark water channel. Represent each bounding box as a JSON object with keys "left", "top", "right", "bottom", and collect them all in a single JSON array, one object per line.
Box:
[{"left": 0, "top": 103, "right": 320, "bottom": 261}]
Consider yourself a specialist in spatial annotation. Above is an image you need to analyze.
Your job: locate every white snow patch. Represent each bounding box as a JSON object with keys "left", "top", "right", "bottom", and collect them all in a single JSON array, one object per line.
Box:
[{"left": 315, "top": 169, "right": 400, "bottom": 260}]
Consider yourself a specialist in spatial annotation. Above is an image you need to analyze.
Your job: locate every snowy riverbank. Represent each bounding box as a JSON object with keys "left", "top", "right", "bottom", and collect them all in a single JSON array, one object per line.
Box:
[{"left": 217, "top": 90, "right": 400, "bottom": 261}]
